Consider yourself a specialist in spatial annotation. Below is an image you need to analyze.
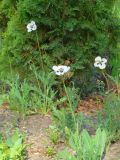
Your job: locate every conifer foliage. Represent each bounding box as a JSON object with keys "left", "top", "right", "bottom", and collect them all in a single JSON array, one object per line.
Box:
[{"left": 0, "top": 0, "right": 119, "bottom": 86}]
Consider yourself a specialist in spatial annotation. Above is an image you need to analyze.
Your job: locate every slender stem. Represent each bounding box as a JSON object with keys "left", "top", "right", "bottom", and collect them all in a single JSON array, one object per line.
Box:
[
  {"left": 102, "top": 71, "right": 109, "bottom": 91},
  {"left": 62, "top": 79, "right": 76, "bottom": 128},
  {"left": 33, "top": 66, "right": 41, "bottom": 90},
  {"left": 35, "top": 31, "right": 44, "bottom": 70},
  {"left": 30, "top": 63, "right": 41, "bottom": 94}
]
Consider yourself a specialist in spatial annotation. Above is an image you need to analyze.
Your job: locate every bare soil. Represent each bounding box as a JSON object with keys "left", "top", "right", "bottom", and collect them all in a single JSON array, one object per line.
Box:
[
  {"left": 19, "top": 114, "right": 53, "bottom": 160},
  {"left": 104, "top": 142, "right": 120, "bottom": 160},
  {"left": 77, "top": 95, "right": 103, "bottom": 115}
]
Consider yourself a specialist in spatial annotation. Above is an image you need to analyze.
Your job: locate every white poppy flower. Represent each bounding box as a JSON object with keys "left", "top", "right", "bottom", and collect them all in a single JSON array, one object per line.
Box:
[
  {"left": 52, "top": 66, "right": 58, "bottom": 72},
  {"left": 94, "top": 56, "right": 107, "bottom": 70},
  {"left": 27, "top": 21, "right": 37, "bottom": 32},
  {"left": 52, "top": 65, "right": 70, "bottom": 76}
]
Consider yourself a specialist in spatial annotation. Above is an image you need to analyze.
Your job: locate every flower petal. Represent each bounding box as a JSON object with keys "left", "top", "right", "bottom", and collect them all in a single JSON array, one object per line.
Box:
[
  {"left": 32, "top": 25, "right": 37, "bottom": 31},
  {"left": 52, "top": 66, "right": 58, "bottom": 71},
  {"left": 55, "top": 71, "right": 64, "bottom": 76},
  {"left": 99, "top": 63, "right": 106, "bottom": 69},
  {"left": 53, "top": 65, "right": 70, "bottom": 76},
  {"left": 102, "top": 58, "right": 107, "bottom": 64},
  {"left": 58, "top": 66, "right": 70, "bottom": 73},
  {"left": 55, "top": 71, "right": 61, "bottom": 75},
  {"left": 63, "top": 66, "right": 70, "bottom": 73},
  {"left": 27, "top": 28, "right": 32, "bottom": 32},
  {"left": 27, "top": 21, "right": 37, "bottom": 32},
  {"left": 94, "top": 62, "right": 99, "bottom": 67},
  {"left": 95, "top": 56, "right": 101, "bottom": 62},
  {"left": 31, "top": 21, "right": 36, "bottom": 25}
]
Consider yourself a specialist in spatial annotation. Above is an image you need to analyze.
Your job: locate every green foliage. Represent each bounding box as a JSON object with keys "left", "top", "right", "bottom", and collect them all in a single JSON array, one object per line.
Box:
[
  {"left": 97, "top": 93, "right": 120, "bottom": 142},
  {"left": 52, "top": 107, "right": 85, "bottom": 135},
  {"left": 64, "top": 86, "right": 79, "bottom": 112},
  {"left": 0, "top": 0, "right": 120, "bottom": 94},
  {"left": 46, "top": 146, "right": 55, "bottom": 156},
  {"left": 31, "top": 67, "right": 57, "bottom": 114},
  {"left": 1, "top": 70, "right": 57, "bottom": 114},
  {"left": 111, "top": 50, "right": 120, "bottom": 77},
  {"left": 110, "top": 0, "right": 120, "bottom": 77},
  {"left": 52, "top": 86, "right": 84, "bottom": 134},
  {"left": 57, "top": 128, "right": 107, "bottom": 160},
  {"left": 96, "top": 80, "right": 105, "bottom": 94},
  {"left": 0, "top": 131, "right": 26, "bottom": 160},
  {"left": 7, "top": 75, "right": 34, "bottom": 113},
  {"left": 48, "top": 126, "right": 60, "bottom": 144}
]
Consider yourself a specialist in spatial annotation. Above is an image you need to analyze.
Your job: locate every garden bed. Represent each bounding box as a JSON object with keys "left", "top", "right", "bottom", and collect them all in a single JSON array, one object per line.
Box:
[{"left": 0, "top": 101, "right": 120, "bottom": 160}]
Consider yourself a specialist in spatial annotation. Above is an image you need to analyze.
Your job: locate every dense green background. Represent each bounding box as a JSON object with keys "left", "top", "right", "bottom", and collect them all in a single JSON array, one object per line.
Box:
[{"left": 0, "top": 0, "right": 120, "bottom": 94}]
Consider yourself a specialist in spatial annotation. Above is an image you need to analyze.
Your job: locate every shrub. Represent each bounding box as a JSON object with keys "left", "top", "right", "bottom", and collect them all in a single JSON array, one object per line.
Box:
[{"left": 0, "top": 0, "right": 120, "bottom": 94}]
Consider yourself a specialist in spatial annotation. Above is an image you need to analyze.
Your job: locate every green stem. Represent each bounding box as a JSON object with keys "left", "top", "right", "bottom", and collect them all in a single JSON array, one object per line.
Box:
[
  {"left": 35, "top": 31, "right": 44, "bottom": 70},
  {"left": 30, "top": 63, "right": 41, "bottom": 93},
  {"left": 62, "top": 79, "right": 76, "bottom": 128},
  {"left": 102, "top": 71, "right": 109, "bottom": 91}
]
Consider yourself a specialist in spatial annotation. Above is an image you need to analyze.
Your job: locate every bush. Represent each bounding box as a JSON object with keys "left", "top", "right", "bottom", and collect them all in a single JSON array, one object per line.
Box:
[{"left": 0, "top": 0, "right": 120, "bottom": 93}]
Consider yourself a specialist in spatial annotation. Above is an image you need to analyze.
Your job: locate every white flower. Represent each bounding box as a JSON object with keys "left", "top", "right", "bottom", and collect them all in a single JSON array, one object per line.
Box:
[
  {"left": 94, "top": 56, "right": 107, "bottom": 69},
  {"left": 52, "top": 65, "right": 70, "bottom": 76},
  {"left": 27, "top": 21, "right": 37, "bottom": 32}
]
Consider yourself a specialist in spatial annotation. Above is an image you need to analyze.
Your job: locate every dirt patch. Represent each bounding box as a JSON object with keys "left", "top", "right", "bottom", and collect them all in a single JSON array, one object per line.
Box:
[
  {"left": 19, "top": 115, "right": 53, "bottom": 160},
  {"left": 104, "top": 142, "right": 120, "bottom": 160},
  {"left": 0, "top": 108, "right": 19, "bottom": 135},
  {"left": 77, "top": 95, "right": 103, "bottom": 115}
]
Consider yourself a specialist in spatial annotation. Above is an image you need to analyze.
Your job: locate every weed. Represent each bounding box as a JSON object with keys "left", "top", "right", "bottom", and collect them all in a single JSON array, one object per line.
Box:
[
  {"left": 46, "top": 146, "right": 55, "bottom": 156},
  {"left": 48, "top": 126, "right": 60, "bottom": 145}
]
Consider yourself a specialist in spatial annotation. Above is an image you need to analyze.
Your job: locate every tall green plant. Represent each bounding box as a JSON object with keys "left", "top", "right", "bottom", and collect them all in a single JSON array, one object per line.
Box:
[
  {"left": 4, "top": 71, "right": 57, "bottom": 114},
  {"left": 57, "top": 128, "right": 107, "bottom": 160},
  {"left": 97, "top": 93, "right": 120, "bottom": 142},
  {"left": 0, "top": 131, "right": 26, "bottom": 160}
]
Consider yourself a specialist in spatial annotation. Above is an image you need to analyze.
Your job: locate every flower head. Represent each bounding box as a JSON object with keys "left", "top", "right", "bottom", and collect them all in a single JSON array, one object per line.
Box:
[
  {"left": 94, "top": 56, "right": 107, "bottom": 69},
  {"left": 52, "top": 65, "right": 70, "bottom": 76},
  {"left": 27, "top": 21, "right": 37, "bottom": 32}
]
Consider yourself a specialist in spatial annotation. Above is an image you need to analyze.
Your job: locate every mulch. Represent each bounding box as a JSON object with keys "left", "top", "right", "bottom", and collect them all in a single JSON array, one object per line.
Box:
[{"left": 77, "top": 95, "right": 104, "bottom": 115}]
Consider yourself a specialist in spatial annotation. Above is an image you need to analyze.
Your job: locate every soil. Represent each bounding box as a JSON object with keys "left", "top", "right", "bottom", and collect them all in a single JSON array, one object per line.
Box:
[
  {"left": 0, "top": 108, "right": 65, "bottom": 160},
  {"left": 77, "top": 95, "right": 104, "bottom": 115},
  {"left": 19, "top": 114, "right": 53, "bottom": 160},
  {"left": 0, "top": 108, "right": 19, "bottom": 135},
  {"left": 104, "top": 142, "right": 120, "bottom": 160}
]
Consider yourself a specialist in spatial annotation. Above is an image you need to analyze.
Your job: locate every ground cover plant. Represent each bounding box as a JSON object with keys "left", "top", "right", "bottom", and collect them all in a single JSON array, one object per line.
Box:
[
  {"left": 0, "top": 0, "right": 120, "bottom": 160},
  {"left": 0, "top": 131, "right": 26, "bottom": 160}
]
